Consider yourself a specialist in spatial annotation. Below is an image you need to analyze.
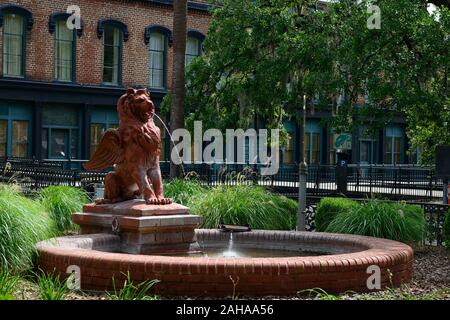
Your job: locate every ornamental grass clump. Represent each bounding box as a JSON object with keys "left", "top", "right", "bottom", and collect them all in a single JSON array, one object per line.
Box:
[
  {"left": 315, "top": 198, "right": 360, "bottom": 232},
  {"left": 189, "top": 185, "right": 297, "bottom": 230},
  {"left": 37, "top": 272, "right": 68, "bottom": 300},
  {"left": 163, "top": 179, "right": 206, "bottom": 206},
  {"left": 40, "top": 186, "right": 89, "bottom": 234},
  {"left": 107, "top": 272, "right": 160, "bottom": 300},
  {"left": 0, "top": 185, "right": 54, "bottom": 272},
  {"left": 325, "top": 200, "right": 425, "bottom": 244},
  {"left": 0, "top": 269, "right": 19, "bottom": 300}
]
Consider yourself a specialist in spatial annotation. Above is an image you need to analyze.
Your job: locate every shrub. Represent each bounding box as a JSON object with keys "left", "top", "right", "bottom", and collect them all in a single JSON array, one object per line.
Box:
[
  {"left": 315, "top": 198, "right": 359, "bottom": 232},
  {"left": 40, "top": 186, "right": 89, "bottom": 234},
  {"left": 326, "top": 200, "right": 425, "bottom": 244},
  {"left": 0, "top": 185, "right": 54, "bottom": 272},
  {"left": 163, "top": 179, "right": 206, "bottom": 206},
  {"left": 189, "top": 185, "right": 297, "bottom": 230},
  {"left": 444, "top": 209, "right": 450, "bottom": 250}
]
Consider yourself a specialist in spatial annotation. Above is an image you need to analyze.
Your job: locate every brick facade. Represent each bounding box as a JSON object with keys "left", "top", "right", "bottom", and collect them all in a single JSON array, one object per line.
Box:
[
  {"left": 0, "top": 0, "right": 211, "bottom": 161},
  {"left": 0, "top": 0, "right": 210, "bottom": 88}
]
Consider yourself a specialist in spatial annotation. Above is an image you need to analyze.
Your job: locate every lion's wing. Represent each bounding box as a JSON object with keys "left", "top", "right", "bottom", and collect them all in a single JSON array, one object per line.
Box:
[{"left": 83, "top": 129, "right": 124, "bottom": 171}]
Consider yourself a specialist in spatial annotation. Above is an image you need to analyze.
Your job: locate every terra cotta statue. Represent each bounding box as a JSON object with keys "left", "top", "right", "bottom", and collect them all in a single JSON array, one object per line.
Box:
[{"left": 83, "top": 88, "right": 172, "bottom": 205}]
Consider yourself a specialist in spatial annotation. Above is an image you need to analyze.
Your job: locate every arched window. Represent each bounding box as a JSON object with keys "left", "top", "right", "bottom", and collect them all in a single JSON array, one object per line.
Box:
[
  {"left": 185, "top": 30, "right": 205, "bottom": 66},
  {"left": 97, "top": 19, "right": 128, "bottom": 85},
  {"left": 49, "top": 13, "right": 82, "bottom": 82},
  {"left": 145, "top": 25, "right": 172, "bottom": 89},
  {"left": 0, "top": 5, "right": 33, "bottom": 77}
]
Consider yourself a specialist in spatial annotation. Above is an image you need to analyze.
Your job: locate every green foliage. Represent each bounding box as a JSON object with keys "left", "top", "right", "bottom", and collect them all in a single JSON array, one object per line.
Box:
[
  {"left": 186, "top": 0, "right": 450, "bottom": 164},
  {"left": 40, "top": 186, "right": 88, "bottom": 234},
  {"left": 0, "top": 185, "right": 54, "bottom": 272},
  {"left": 316, "top": 198, "right": 359, "bottom": 232},
  {"left": 444, "top": 209, "right": 450, "bottom": 250},
  {"left": 298, "top": 288, "right": 344, "bottom": 300},
  {"left": 107, "top": 272, "right": 160, "bottom": 300},
  {"left": 163, "top": 179, "right": 206, "bottom": 206},
  {"left": 37, "top": 272, "right": 67, "bottom": 300},
  {"left": 0, "top": 269, "right": 19, "bottom": 300},
  {"left": 189, "top": 185, "right": 297, "bottom": 230},
  {"left": 326, "top": 200, "right": 425, "bottom": 244}
]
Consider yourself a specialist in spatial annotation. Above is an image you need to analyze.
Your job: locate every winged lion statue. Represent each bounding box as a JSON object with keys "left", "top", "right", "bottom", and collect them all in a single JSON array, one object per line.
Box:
[{"left": 83, "top": 88, "right": 172, "bottom": 205}]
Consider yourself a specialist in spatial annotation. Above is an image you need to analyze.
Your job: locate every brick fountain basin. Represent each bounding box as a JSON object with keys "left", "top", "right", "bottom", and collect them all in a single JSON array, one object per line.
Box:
[{"left": 37, "top": 229, "right": 413, "bottom": 297}]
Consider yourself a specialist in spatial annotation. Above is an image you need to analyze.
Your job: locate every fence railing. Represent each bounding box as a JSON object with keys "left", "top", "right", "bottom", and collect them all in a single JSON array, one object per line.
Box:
[
  {"left": 0, "top": 158, "right": 447, "bottom": 246},
  {"left": 0, "top": 158, "right": 445, "bottom": 202}
]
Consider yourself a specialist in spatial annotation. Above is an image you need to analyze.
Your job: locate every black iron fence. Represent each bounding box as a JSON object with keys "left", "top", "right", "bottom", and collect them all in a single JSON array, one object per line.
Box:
[
  {"left": 0, "top": 158, "right": 447, "bottom": 246},
  {"left": 0, "top": 158, "right": 445, "bottom": 203}
]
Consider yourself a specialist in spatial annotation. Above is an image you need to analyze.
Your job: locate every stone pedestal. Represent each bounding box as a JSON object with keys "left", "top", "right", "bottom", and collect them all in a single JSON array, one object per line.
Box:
[{"left": 72, "top": 200, "right": 202, "bottom": 255}]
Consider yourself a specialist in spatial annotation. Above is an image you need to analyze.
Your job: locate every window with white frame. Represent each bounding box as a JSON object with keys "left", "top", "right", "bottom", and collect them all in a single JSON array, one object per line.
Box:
[
  {"left": 54, "top": 19, "right": 75, "bottom": 81},
  {"left": 149, "top": 32, "right": 166, "bottom": 89},
  {"left": 2, "top": 13, "right": 25, "bottom": 77},
  {"left": 185, "top": 36, "right": 200, "bottom": 66}
]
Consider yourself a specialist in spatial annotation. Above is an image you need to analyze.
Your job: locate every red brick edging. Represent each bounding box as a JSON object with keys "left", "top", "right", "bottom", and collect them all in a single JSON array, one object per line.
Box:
[{"left": 37, "top": 230, "right": 413, "bottom": 297}]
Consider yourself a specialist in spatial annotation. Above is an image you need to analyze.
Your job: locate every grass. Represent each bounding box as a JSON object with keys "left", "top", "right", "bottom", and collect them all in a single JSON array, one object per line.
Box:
[
  {"left": 315, "top": 198, "right": 359, "bottom": 232},
  {"left": 40, "top": 186, "right": 89, "bottom": 234},
  {"left": 189, "top": 185, "right": 297, "bottom": 230},
  {"left": 163, "top": 179, "right": 297, "bottom": 230},
  {"left": 326, "top": 199, "right": 425, "bottom": 244},
  {"left": 36, "top": 272, "right": 68, "bottom": 300},
  {"left": 0, "top": 269, "right": 19, "bottom": 300},
  {"left": 0, "top": 184, "right": 55, "bottom": 272},
  {"left": 107, "top": 272, "right": 160, "bottom": 300},
  {"left": 163, "top": 179, "right": 206, "bottom": 206},
  {"left": 298, "top": 288, "right": 343, "bottom": 300}
]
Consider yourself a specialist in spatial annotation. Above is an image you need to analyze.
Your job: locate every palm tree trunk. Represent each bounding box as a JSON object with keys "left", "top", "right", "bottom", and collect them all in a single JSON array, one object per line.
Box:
[{"left": 170, "top": 0, "right": 187, "bottom": 178}]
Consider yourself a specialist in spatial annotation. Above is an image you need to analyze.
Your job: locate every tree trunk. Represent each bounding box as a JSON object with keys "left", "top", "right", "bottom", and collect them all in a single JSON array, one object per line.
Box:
[{"left": 170, "top": 0, "right": 187, "bottom": 178}]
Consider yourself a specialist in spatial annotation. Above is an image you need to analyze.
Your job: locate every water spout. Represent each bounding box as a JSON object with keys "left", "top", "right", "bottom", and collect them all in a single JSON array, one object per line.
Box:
[{"left": 222, "top": 231, "right": 238, "bottom": 258}]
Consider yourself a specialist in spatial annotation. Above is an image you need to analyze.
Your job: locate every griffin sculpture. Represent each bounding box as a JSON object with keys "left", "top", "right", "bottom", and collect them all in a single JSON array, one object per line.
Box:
[{"left": 84, "top": 88, "right": 172, "bottom": 205}]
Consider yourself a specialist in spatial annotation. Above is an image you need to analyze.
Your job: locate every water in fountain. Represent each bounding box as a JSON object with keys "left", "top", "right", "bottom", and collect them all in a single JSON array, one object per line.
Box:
[
  {"left": 222, "top": 231, "right": 239, "bottom": 258},
  {"left": 152, "top": 113, "right": 185, "bottom": 176}
]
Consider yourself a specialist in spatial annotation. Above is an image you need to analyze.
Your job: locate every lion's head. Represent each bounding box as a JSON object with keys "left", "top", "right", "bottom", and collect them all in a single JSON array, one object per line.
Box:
[{"left": 118, "top": 88, "right": 155, "bottom": 123}]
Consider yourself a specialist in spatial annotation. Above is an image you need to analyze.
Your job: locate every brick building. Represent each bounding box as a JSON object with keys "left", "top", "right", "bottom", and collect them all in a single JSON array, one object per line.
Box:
[
  {"left": 0, "top": 0, "right": 210, "bottom": 164},
  {"left": 0, "top": 0, "right": 425, "bottom": 167}
]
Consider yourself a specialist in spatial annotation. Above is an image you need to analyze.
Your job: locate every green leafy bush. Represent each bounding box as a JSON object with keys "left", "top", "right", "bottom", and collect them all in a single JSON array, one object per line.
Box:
[
  {"left": 0, "top": 185, "right": 54, "bottom": 272},
  {"left": 326, "top": 200, "right": 425, "bottom": 244},
  {"left": 40, "top": 186, "right": 88, "bottom": 233},
  {"left": 315, "top": 198, "right": 359, "bottom": 232},
  {"left": 189, "top": 185, "right": 297, "bottom": 230},
  {"left": 444, "top": 209, "right": 450, "bottom": 250},
  {"left": 163, "top": 179, "right": 206, "bottom": 206}
]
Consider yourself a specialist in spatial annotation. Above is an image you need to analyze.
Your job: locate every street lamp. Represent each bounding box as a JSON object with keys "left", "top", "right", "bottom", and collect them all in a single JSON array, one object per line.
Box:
[{"left": 297, "top": 95, "right": 308, "bottom": 231}]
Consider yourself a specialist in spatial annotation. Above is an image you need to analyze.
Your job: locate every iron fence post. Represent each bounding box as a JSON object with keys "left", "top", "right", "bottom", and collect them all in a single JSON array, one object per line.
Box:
[
  {"left": 429, "top": 171, "right": 433, "bottom": 202},
  {"left": 443, "top": 177, "right": 448, "bottom": 205},
  {"left": 297, "top": 161, "right": 308, "bottom": 231}
]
